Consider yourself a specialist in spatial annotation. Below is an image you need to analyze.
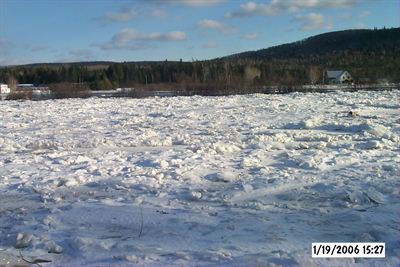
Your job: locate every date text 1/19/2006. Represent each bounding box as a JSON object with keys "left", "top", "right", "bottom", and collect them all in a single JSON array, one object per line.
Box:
[{"left": 312, "top": 242, "right": 385, "bottom": 258}]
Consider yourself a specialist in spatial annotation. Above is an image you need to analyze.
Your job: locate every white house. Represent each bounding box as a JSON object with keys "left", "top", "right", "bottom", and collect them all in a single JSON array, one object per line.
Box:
[
  {"left": 0, "top": 83, "right": 11, "bottom": 94},
  {"left": 326, "top": 70, "right": 353, "bottom": 84}
]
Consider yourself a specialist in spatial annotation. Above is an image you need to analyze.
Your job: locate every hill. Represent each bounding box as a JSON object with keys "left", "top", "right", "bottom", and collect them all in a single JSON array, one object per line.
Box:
[
  {"left": 17, "top": 61, "right": 114, "bottom": 70},
  {"left": 1, "top": 61, "right": 179, "bottom": 70},
  {"left": 224, "top": 28, "right": 400, "bottom": 61},
  {"left": 1, "top": 28, "right": 399, "bottom": 93},
  {"left": 217, "top": 27, "right": 400, "bottom": 85}
]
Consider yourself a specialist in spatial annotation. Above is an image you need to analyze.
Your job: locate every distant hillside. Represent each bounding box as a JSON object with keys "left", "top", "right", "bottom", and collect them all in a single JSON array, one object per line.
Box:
[
  {"left": 19, "top": 61, "right": 114, "bottom": 70},
  {"left": 217, "top": 27, "right": 400, "bottom": 84},
  {"left": 224, "top": 28, "right": 400, "bottom": 61},
  {"left": 2, "top": 60, "right": 183, "bottom": 70},
  {"left": 1, "top": 28, "right": 399, "bottom": 93}
]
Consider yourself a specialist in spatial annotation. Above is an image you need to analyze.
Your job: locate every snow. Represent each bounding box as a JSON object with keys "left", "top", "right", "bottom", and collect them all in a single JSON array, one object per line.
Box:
[{"left": 0, "top": 90, "right": 399, "bottom": 266}]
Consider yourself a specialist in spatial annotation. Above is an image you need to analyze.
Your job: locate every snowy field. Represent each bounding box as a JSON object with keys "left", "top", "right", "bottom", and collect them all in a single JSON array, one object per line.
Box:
[{"left": 0, "top": 90, "right": 399, "bottom": 266}]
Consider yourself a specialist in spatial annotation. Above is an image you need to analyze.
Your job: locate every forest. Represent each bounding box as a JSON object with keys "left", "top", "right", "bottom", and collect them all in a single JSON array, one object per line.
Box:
[{"left": 0, "top": 28, "right": 399, "bottom": 95}]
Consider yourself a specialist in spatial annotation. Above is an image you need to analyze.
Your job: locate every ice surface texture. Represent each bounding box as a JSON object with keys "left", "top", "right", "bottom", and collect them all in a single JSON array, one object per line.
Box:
[{"left": 0, "top": 90, "right": 399, "bottom": 266}]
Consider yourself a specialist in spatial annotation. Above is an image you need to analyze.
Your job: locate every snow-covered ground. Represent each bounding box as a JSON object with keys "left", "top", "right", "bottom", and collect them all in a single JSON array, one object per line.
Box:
[{"left": 0, "top": 90, "right": 399, "bottom": 266}]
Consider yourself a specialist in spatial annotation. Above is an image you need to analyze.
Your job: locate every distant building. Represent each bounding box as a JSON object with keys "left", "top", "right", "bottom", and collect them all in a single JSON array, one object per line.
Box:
[
  {"left": 17, "top": 84, "right": 35, "bottom": 88},
  {"left": 17, "top": 84, "right": 49, "bottom": 91},
  {"left": 116, "top": 87, "right": 134, "bottom": 92},
  {"left": 0, "top": 83, "right": 11, "bottom": 94},
  {"left": 326, "top": 70, "right": 353, "bottom": 84},
  {"left": 145, "top": 91, "right": 180, "bottom": 97}
]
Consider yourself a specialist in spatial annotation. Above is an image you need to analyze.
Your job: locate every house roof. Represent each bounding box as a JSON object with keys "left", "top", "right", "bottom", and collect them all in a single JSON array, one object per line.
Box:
[{"left": 327, "top": 70, "right": 345, "bottom": 79}]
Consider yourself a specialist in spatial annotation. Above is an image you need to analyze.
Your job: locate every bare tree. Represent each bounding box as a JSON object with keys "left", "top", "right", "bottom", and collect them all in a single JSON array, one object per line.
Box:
[
  {"left": 7, "top": 76, "right": 18, "bottom": 92},
  {"left": 308, "top": 66, "right": 320, "bottom": 84},
  {"left": 50, "top": 83, "right": 91, "bottom": 99}
]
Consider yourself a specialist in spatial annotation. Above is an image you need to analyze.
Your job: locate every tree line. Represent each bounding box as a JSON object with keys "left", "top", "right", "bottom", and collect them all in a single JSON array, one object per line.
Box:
[{"left": 0, "top": 28, "right": 399, "bottom": 96}]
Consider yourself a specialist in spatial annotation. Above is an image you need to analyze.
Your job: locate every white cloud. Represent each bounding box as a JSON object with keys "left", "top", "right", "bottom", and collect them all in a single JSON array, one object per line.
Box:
[
  {"left": 243, "top": 32, "right": 258, "bottom": 40},
  {"left": 112, "top": 28, "right": 187, "bottom": 42},
  {"left": 294, "top": 12, "right": 333, "bottom": 31},
  {"left": 197, "top": 19, "right": 224, "bottom": 29},
  {"left": 97, "top": 8, "right": 138, "bottom": 25},
  {"left": 96, "top": 28, "right": 187, "bottom": 51},
  {"left": 202, "top": 42, "right": 217, "bottom": 48},
  {"left": 168, "top": 0, "right": 225, "bottom": 7},
  {"left": 225, "top": 2, "right": 273, "bottom": 17},
  {"left": 197, "top": 19, "right": 239, "bottom": 34},
  {"left": 227, "top": 0, "right": 358, "bottom": 18},
  {"left": 290, "top": 0, "right": 358, "bottom": 9},
  {"left": 164, "top": 31, "right": 187, "bottom": 41}
]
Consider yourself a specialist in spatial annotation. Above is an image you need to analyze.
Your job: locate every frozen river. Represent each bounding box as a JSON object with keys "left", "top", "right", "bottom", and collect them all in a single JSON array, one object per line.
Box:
[{"left": 0, "top": 90, "right": 399, "bottom": 266}]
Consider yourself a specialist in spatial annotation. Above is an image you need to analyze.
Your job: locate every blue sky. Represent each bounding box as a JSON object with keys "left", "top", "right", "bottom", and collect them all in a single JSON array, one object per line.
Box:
[{"left": 0, "top": 0, "right": 398, "bottom": 65}]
